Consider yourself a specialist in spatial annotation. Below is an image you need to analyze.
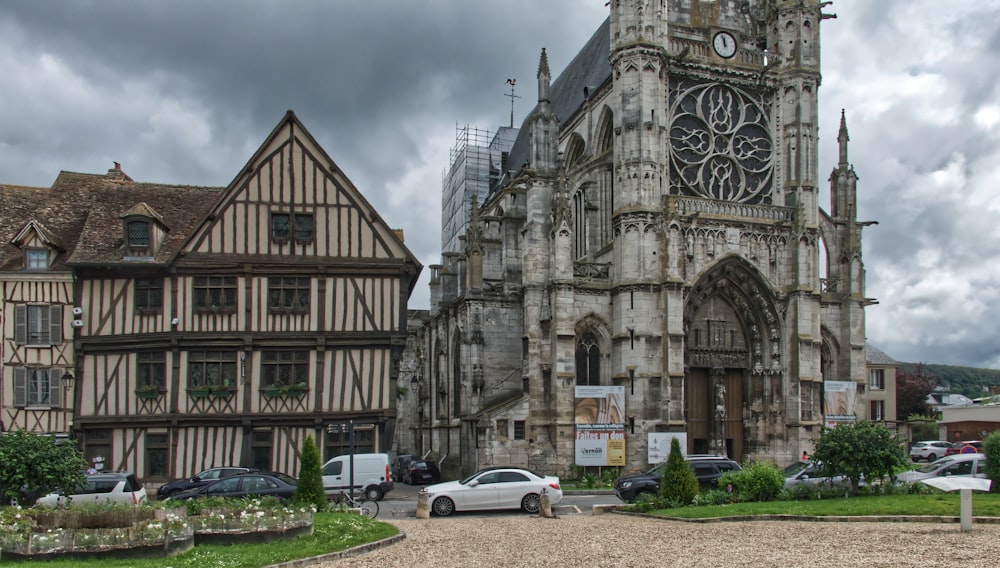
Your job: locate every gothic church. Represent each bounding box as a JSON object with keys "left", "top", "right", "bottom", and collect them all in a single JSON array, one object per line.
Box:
[{"left": 402, "top": 0, "right": 872, "bottom": 477}]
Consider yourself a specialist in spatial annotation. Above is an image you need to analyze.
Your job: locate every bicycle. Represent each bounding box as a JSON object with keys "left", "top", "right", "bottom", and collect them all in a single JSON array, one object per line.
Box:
[{"left": 334, "top": 491, "right": 379, "bottom": 519}]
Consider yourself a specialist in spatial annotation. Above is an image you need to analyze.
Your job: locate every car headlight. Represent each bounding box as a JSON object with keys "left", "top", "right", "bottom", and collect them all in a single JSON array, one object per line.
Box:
[{"left": 620, "top": 481, "right": 632, "bottom": 489}]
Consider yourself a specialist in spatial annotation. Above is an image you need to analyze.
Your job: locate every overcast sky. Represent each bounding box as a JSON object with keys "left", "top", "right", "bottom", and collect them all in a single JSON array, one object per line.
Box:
[{"left": 2, "top": 1, "right": 999, "bottom": 369}]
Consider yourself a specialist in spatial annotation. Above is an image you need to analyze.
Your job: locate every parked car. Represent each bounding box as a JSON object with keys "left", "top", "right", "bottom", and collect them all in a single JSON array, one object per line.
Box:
[
  {"left": 944, "top": 440, "right": 983, "bottom": 456},
  {"left": 406, "top": 460, "right": 442, "bottom": 485},
  {"left": 424, "top": 467, "right": 562, "bottom": 516},
  {"left": 157, "top": 466, "right": 261, "bottom": 499},
  {"left": 783, "top": 461, "right": 850, "bottom": 488},
  {"left": 392, "top": 454, "right": 415, "bottom": 482},
  {"left": 613, "top": 455, "right": 741, "bottom": 502},
  {"left": 897, "top": 453, "right": 987, "bottom": 483},
  {"left": 166, "top": 472, "right": 297, "bottom": 501},
  {"left": 37, "top": 472, "right": 147, "bottom": 507},
  {"left": 909, "top": 441, "right": 953, "bottom": 462}
]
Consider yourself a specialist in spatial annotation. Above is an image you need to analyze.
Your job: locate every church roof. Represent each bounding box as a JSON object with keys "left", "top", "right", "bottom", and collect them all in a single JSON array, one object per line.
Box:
[{"left": 502, "top": 17, "right": 612, "bottom": 184}]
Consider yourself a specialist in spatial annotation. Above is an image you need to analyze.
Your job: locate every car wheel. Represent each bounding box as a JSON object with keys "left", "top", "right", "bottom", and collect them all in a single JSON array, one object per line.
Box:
[
  {"left": 431, "top": 496, "right": 455, "bottom": 516},
  {"left": 521, "top": 493, "right": 541, "bottom": 514},
  {"left": 926, "top": 453, "right": 936, "bottom": 462},
  {"left": 365, "top": 486, "right": 383, "bottom": 501}
]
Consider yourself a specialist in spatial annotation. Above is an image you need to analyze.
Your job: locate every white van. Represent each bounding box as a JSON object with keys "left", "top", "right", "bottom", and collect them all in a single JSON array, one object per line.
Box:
[{"left": 321, "top": 453, "right": 393, "bottom": 501}]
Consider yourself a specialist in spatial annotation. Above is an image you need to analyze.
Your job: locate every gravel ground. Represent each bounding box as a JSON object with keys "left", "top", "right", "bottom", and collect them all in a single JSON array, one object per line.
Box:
[{"left": 319, "top": 514, "right": 1000, "bottom": 568}]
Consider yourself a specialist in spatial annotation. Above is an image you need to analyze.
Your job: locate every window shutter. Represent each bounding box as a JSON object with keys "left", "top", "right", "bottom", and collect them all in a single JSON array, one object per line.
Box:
[
  {"left": 49, "top": 305, "right": 63, "bottom": 345},
  {"left": 14, "top": 305, "right": 26, "bottom": 345},
  {"left": 13, "top": 368, "right": 26, "bottom": 407},
  {"left": 49, "top": 369, "right": 62, "bottom": 408}
]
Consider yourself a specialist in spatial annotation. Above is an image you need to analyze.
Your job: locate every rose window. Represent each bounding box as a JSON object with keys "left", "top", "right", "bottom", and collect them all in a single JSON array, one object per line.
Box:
[{"left": 669, "top": 82, "right": 773, "bottom": 204}]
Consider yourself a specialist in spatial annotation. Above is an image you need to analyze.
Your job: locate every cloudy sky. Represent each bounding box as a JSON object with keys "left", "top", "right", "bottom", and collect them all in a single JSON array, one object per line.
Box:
[{"left": 2, "top": 1, "right": 999, "bottom": 369}]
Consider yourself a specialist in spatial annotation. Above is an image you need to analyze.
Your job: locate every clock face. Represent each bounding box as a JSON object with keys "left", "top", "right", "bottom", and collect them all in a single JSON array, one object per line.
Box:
[{"left": 713, "top": 31, "right": 737, "bottom": 58}]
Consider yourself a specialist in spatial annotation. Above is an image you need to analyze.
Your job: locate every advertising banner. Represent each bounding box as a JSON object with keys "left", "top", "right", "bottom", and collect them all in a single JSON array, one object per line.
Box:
[
  {"left": 647, "top": 432, "right": 688, "bottom": 464},
  {"left": 574, "top": 386, "right": 626, "bottom": 466},
  {"left": 824, "top": 380, "right": 858, "bottom": 422}
]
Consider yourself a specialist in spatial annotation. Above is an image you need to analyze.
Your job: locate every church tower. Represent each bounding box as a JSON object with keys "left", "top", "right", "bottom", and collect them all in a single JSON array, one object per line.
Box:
[{"left": 409, "top": 0, "right": 871, "bottom": 480}]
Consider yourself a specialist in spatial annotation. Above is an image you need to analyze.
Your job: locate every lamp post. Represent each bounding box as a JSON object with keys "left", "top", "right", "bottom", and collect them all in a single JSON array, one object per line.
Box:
[{"left": 327, "top": 420, "right": 356, "bottom": 499}]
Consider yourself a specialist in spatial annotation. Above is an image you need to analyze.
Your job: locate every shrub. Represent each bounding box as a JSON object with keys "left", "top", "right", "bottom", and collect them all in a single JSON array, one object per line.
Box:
[
  {"left": 984, "top": 431, "right": 1000, "bottom": 493},
  {"left": 717, "top": 461, "right": 784, "bottom": 502},
  {"left": 295, "top": 434, "right": 327, "bottom": 509},
  {"left": 811, "top": 421, "right": 908, "bottom": 492},
  {"left": 692, "top": 489, "right": 732, "bottom": 506},
  {"left": 658, "top": 437, "right": 698, "bottom": 505},
  {"left": 0, "top": 430, "right": 88, "bottom": 506}
]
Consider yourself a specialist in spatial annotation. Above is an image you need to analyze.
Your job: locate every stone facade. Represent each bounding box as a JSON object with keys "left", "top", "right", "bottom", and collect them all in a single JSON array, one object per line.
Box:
[{"left": 399, "top": 0, "right": 874, "bottom": 479}]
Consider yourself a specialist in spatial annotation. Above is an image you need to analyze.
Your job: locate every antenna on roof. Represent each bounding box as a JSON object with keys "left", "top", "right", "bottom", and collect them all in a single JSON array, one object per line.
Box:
[{"left": 505, "top": 78, "right": 520, "bottom": 128}]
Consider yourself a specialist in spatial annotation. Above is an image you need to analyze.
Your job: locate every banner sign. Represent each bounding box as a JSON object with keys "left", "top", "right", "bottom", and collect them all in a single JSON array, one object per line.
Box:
[{"left": 574, "top": 386, "right": 626, "bottom": 466}]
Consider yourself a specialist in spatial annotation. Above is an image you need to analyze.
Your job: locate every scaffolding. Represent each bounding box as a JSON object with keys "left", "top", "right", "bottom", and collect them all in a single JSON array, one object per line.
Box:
[{"left": 440, "top": 125, "right": 518, "bottom": 254}]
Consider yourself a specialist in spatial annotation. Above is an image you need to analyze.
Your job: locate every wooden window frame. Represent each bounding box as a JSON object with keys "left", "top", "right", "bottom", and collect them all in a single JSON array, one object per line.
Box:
[
  {"left": 24, "top": 248, "right": 50, "bottom": 271},
  {"left": 869, "top": 368, "right": 885, "bottom": 390},
  {"left": 870, "top": 399, "right": 885, "bottom": 421},
  {"left": 135, "top": 278, "right": 164, "bottom": 313},
  {"left": 137, "top": 352, "right": 167, "bottom": 391},
  {"left": 125, "top": 219, "right": 152, "bottom": 257},
  {"left": 13, "top": 367, "right": 62, "bottom": 408},
  {"left": 192, "top": 276, "right": 237, "bottom": 313},
  {"left": 271, "top": 212, "right": 314, "bottom": 244},
  {"left": 14, "top": 304, "right": 63, "bottom": 346},
  {"left": 267, "top": 277, "right": 310, "bottom": 313},
  {"left": 325, "top": 427, "right": 375, "bottom": 460},
  {"left": 187, "top": 350, "right": 238, "bottom": 390},
  {"left": 261, "top": 350, "right": 309, "bottom": 389},
  {"left": 252, "top": 430, "right": 273, "bottom": 471},
  {"left": 145, "top": 433, "right": 170, "bottom": 479}
]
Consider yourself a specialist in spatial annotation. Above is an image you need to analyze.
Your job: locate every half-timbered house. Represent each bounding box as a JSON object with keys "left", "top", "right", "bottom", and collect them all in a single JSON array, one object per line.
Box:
[{"left": 1, "top": 111, "right": 421, "bottom": 485}]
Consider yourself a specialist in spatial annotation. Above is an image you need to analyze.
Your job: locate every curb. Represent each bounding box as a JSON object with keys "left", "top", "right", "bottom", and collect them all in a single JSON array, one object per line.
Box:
[
  {"left": 263, "top": 530, "right": 407, "bottom": 568},
  {"left": 611, "top": 510, "right": 1000, "bottom": 524}
]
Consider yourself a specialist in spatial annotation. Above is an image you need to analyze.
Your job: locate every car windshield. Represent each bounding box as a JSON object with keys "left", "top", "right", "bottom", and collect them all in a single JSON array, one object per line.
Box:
[
  {"left": 916, "top": 459, "right": 952, "bottom": 473},
  {"left": 783, "top": 462, "right": 810, "bottom": 477}
]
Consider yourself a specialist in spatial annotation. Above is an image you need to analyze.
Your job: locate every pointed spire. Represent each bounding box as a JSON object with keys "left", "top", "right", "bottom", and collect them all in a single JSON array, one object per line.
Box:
[
  {"left": 837, "top": 108, "right": 850, "bottom": 167},
  {"left": 537, "top": 48, "right": 551, "bottom": 104}
]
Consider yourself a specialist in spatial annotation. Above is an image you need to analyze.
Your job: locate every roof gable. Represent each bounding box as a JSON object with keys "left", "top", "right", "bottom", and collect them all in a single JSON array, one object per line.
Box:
[{"left": 182, "top": 111, "right": 421, "bottom": 269}]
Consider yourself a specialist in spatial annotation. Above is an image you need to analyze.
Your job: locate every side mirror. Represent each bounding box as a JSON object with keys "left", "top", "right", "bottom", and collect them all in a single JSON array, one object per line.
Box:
[{"left": 468, "top": 480, "right": 480, "bottom": 488}]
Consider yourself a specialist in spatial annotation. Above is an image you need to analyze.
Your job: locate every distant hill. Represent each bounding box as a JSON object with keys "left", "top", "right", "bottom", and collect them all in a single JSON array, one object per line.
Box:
[{"left": 898, "top": 363, "right": 1000, "bottom": 399}]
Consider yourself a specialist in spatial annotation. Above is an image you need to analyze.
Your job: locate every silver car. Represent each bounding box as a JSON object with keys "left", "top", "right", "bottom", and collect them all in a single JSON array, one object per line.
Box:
[
  {"left": 897, "top": 453, "right": 987, "bottom": 483},
  {"left": 783, "top": 461, "right": 850, "bottom": 489}
]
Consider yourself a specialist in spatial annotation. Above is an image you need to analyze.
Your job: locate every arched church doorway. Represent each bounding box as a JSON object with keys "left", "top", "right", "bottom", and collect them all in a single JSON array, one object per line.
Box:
[{"left": 683, "top": 257, "right": 785, "bottom": 462}]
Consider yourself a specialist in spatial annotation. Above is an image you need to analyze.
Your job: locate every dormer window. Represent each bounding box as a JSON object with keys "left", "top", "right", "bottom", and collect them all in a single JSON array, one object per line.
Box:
[
  {"left": 120, "top": 202, "right": 166, "bottom": 260},
  {"left": 127, "top": 220, "right": 151, "bottom": 256},
  {"left": 25, "top": 248, "right": 50, "bottom": 271}
]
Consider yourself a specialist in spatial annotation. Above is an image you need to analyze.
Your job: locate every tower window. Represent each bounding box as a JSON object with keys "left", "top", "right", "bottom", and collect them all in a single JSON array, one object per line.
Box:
[{"left": 576, "top": 331, "right": 601, "bottom": 386}]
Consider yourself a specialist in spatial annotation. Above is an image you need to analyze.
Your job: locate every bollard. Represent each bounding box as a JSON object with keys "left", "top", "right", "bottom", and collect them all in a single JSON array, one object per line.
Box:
[
  {"left": 416, "top": 487, "right": 430, "bottom": 519},
  {"left": 539, "top": 487, "right": 554, "bottom": 518}
]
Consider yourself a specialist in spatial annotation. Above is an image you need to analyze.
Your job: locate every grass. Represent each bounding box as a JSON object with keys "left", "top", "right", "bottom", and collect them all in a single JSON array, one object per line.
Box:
[
  {"left": 646, "top": 493, "right": 1000, "bottom": 519},
  {"left": 0, "top": 511, "right": 398, "bottom": 567}
]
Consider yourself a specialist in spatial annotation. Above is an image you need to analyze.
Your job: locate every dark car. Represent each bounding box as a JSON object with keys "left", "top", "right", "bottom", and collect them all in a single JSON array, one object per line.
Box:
[
  {"left": 166, "top": 472, "right": 296, "bottom": 501},
  {"left": 393, "top": 454, "right": 415, "bottom": 483},
  {"left": 613, "top": 455, "right": 741, "bottom": 502},
  {"left": 406, "top": 460, "right": 442, "bottom": 485},
  {"left": 157, "top": 467, "right": 261, "bottom": 499}
]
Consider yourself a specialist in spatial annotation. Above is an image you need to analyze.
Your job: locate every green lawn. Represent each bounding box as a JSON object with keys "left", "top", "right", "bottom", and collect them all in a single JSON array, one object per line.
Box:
[
  {"left": 0, "top": 511, "right": 398, "bottom": 567},
  {"left": 646, "top": 493, "right": 1000, "bottom": 519}
]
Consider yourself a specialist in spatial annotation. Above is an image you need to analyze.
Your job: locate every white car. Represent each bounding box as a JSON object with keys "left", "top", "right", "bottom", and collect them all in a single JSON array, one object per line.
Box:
[
  {"left": 909, "top": 441, "right": 952, "bottom": 462},
  {"left": 897, "top": 454, "right": 987, "bottom": 483},
  {"left": 424, "top": 467, "right": 562, "bottom": 516},
  {"left": 37, "top": 472, "right": 147, "bottom": 507}
]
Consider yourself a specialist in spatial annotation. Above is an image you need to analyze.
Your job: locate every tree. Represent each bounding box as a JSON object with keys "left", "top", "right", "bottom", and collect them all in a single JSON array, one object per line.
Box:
[
  {"left": 0, "top": 430, "right": 87, "bottom": 506},
  {"left": 659, "top": 437, "right": 698, "bottom": 505},
  {"left": 907, "top": 414, "right": 939, "bottom": 442},
  {"left": 295, "top": 434, "right": 327, "bottom": 509},
  {"left": 983, "top": 431, "right": 1000, "bottom": 493},
  {"left": 811, "top": 420, "right": 908, "bottom": 493},
  {"left": 896, "top": 364, "right": 940, "bottom": 420}
]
